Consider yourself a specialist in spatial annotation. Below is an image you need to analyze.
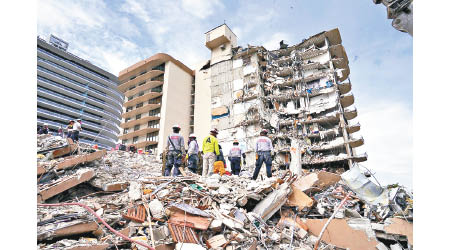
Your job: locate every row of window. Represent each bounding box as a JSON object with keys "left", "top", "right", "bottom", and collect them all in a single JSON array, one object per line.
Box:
[
  {"left": 123, "top": 120, "right": 160, "bottom": 134},
  {"left": 127, "top": 86, "right": 162, "bottom": 102},
  {"left": 122, "top": 131, "right": 159, "bottom": 145},
  {"left": 124, "top": 108, "right": 161, "bottom": 124},
  {"left": 128, "top": 63, "right": 165, "bottom": 82}
]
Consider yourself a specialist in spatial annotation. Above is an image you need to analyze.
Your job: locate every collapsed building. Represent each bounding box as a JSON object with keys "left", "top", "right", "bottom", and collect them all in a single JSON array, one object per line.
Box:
[
  {"left": 195, "top": 25, "right": 366, "bottom": 174},
  {"left": 36, "top": 26, "right": 413, "bottom": 250},
  {"left": 36, "top": 134, "right": 413, "bottom": 250}
]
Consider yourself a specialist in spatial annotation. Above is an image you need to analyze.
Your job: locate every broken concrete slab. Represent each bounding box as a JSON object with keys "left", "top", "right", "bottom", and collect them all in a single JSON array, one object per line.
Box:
[
  {"left": 292, "top": 171, "right": 341, "bottom": 194},
  {"left": 128, "top": 181, "right": 142, "bottom": 201},
  {"left": 38, "top": 222, "right": 100, "bottom": 241},
  {"left": 149, "top": 199, "right": 165, "bottom": 219},
  {"left": 37, "top": 169, "right": 95, "bottom": 203},
  {"left": 56, "top": 150, "right": 106, "bottom": 170},
  {"left": 306, "top": 218, "right": 380, "bottom": 250},
  {"left": 287, "top": 184, "right": 314, "bottom": 210},
  {"left": 383, "top": 218, "right": 413, "bottom": 246},
  {"left": 206, "top": 234, "right": 227, "bottom": 249},
  {"left": 277, "top": 209, "right": 309, "bottom": 231},
  {"left": 252, "top": 182, "right": 292, "bottom": 221}
]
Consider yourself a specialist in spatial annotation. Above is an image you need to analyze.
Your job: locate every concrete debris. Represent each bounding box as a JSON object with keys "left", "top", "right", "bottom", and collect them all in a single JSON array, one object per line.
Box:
[{"left": 37, "top": 134, "right": 412, "bottom": 249}]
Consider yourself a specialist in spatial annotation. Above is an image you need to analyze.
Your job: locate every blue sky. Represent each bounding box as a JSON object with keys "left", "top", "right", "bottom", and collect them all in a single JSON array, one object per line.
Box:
[{"left": 37, "top": 0, "right": 413, "bottom": 188}]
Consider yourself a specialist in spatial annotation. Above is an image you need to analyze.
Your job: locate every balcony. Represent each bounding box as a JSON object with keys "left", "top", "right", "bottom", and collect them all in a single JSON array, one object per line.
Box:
[
  {"left": 124, "top": 92, "right": 163, "bottom": 108},
  {"left": 37, "top": 56, "right": 123, "bottom": 105},
  {"left": 37, "top": 81, "right": 121, "bottom": 125},
  {"left": 329, "top": 45, "right": 349, "bottom": 65},
  {"left": 124, "top": 81, "right": 163, "bottom": 97},
  {"left": 120, "top": 116, "right": 161, "bottom": 129},
  {"left": 37, "top": 108, "right": 118, "bottom": 138},
  {"left": 37, "top": 47, "right": 123, "bottom": 98},
  {"left": 134, "top": 140, "right": 158, "bottom": 149},
  {"left": 349, "top": 136, "right": 364, "bottom": 148},
  {"left": 119, "top": 127, "right": 160, "bottom": 141},
  {"left": 346, "top": 122, "right": 360, "bottom": 134},
  {"left": 37, "top": 67, "right": 123, "bottom": 113},
  {"left": 344, "top": 107, "right": 358, "bottom": 120},
  {"left": 122, "top": 104, "right": 161, "bottom": 119},
  {"left": 337, "top": 81, "right": 351, "bottom": 94},
  {"left": 118, "top": 70, "right": 164, "bottom": 92},
  {"left": 340, "top": 93, "right": 354, "bottom": 108},
  {"left": 37, "top": 96, "right": 101, "bottom": 121}
]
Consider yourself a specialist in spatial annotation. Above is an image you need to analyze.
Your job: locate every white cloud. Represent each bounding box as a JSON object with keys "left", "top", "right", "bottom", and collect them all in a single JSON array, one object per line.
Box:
[
  {"left": 181, "top": 0, "right": 224, "bottom": 19},
  {"left": 353, "top": 100, "right": 412, "bottom": 188},
  {"left": 38, "top": 0, "right": 154, "bottom": 75},
  {"left": 262, "top": 32, "right": 293, "bottom": 50}
]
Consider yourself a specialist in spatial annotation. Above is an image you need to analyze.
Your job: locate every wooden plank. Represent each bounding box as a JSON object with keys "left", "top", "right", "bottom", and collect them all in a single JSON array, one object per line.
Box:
[
  {"left": 168, "top": 211, "right": 212, "bottom": 231},
  {"left": 53, "top": 221, "right": 99, "bottom": 238},
  {"left": 57, "top": 150, "right": 106, "bottom": 170},
  {"left": 37, "top": 169, "right": 95, "bottom": 202}
]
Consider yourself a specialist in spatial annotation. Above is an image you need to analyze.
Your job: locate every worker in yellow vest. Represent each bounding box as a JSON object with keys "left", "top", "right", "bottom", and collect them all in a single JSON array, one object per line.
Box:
[{"left": 202, "top": 128, "right": 220, "bottom": 176}]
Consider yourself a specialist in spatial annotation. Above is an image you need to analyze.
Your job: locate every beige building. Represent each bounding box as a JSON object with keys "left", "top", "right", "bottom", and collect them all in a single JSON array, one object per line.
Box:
[{"left": 118, "top": 53, "right": 194, "bottom": 154}]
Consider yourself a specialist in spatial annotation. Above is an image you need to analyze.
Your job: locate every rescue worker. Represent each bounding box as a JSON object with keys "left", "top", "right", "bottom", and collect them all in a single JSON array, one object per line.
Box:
[
  {"left": 38, "top": 123, "right": 49, "bottom": 135},
  {"left": 58, "top": 125, "right": 64, "bottom": 137},
  {"left": 164, "top": 124, "right": 185, "bottom": 176},
  {"left": 217, "top": 145, "right": 226, "bottom": 168},
  {"left": 128, "top": 144, "right": 137, "bottom": 153},
  {"left": 228, "top": 140, "right": 246, "bottom": 175},
  {"left": 252, "top": 129, "right": 274, "bottom": 180},
  {"left": 202, "top": 128, "right": 220, "bottom": 176},
  {"left": 71, "top": 118, "right": 82, "bottom": 142},
  {"left": 187, "top": 134, "right": 199, "bottom": 173},
  {"left": 66, "top": 120, "right": 74, "bottom": 139}
]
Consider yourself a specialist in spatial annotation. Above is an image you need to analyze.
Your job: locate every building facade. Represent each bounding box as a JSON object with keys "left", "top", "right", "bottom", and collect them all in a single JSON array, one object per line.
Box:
[
  {"left": 37, "top": 36, "right": 124, "bottom": 149},
  {"left": 118, "top": 53, "right": 194, "bottom": 154},
  {"left": 195, "top": 24, "right": 367, "bottom": 173}
]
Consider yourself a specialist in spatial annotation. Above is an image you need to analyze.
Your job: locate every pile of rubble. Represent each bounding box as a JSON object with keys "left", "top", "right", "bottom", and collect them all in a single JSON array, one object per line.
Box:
[{"left": 37, "top": 135, "right": 413, "bottom": 250}]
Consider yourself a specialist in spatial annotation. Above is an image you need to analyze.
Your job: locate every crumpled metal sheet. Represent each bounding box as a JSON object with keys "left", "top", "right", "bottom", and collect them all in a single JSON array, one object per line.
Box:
[
  {"left": 341, "top": 166, "right": 389, "bottom": 206},
  {"left": 169, "top": 203, "right": 213, "bottom": 218}
]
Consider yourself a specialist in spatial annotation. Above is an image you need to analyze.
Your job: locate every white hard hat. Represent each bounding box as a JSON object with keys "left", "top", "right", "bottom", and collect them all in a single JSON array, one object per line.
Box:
[
  {"left": 189, "top": 133, "right": 196, "bottom": 138},
  {"left": 172, "top": 124, "right": 181, "bottom": 129},
  {"left": 43, "top": 123, "right": 48, "bottom": 126}
]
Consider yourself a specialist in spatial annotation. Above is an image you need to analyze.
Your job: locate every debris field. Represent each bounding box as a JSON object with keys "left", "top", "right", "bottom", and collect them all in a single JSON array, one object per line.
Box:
[{"left": 37, "top": 134, "right": 413, "bottom": 250}]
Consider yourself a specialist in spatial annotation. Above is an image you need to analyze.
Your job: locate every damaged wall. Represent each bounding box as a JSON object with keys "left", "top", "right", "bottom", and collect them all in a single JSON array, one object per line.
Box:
[{"left": 199, "top": 26, "right": 367, "bottom": 172}]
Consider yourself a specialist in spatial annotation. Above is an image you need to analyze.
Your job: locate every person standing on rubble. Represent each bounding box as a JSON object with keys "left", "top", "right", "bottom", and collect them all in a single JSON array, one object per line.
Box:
[
  {"left": 228, "top": 140, "right": 246, "bottom": 175},
  {"left": 58, "top": 125, "right": 64, "bottom": 138},
  {"left": 38, "top": 123, "right": 49, "bottom": 135},
  {"left": 187, "top": 134, "right": 199, "bottom": 173},
  {"left": 71, "top": 119, "right": 82, "bottom": 142},
  {"left": 164, "top": 124, "right": 185, "bottom": 176},
  {"left": 66, "top": 120, "right": 74, "bottom": 139},
  {"left": 252, "top": 129, "right": 274, "bottom": 180},
  {"left": 202, "top": 128, "right": 220, "bottom": 176}
]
